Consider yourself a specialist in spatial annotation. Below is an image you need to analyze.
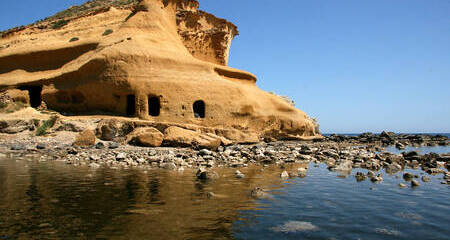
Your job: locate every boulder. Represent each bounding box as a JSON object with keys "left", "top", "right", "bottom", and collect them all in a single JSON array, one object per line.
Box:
[
  {"left": 73, "top": 129, "right": 96, "bottom": 147},
  {"left": 128, "top": 127, "right": 164, "bottom": 147},
  {"left": 163, "top": 126, "right": 222, "bottom": 150}
]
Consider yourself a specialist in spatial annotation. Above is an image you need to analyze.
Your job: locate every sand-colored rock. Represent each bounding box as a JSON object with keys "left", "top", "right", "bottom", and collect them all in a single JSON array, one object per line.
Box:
[
  {"left": 128, "top": 127, "right": 164, "bottom": 147},
  {"left": 73, "top": 129, "right": 96, "bottom": 147},
  {"left": 0, "top": 0, "right": 322, "bottom": 144},
  {"left": 163, "top": 126, "right": 221, "bottom": 149}
]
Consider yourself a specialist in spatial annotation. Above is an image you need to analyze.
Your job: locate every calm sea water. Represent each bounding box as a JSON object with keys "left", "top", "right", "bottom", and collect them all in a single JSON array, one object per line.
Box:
[{"left": 0, "top": 145, "right": 449, "bottom": 240}]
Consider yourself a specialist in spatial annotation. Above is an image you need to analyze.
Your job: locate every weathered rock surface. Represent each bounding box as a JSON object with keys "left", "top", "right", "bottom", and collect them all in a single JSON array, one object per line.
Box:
[
  {"left": 0, "top": 0, "right": 321, "bottom": 143},
  {"left": 163, "top": 126, "right": 221, "bottom": 150}
]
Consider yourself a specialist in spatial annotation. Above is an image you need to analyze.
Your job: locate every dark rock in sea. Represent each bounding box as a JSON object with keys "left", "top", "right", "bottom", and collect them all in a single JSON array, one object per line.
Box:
[
  {"left": 196, "top": 168, "right": 219, "bottom": 180},
  {"left": 371, "top": 174, "right": 383, "bottom": 182},
  {"left": 250, "top": 187, "right": 266, "bottom": 198},
  {"left": 403, "top": 172, "right": 414, "bottom": 181},
  {"left": 355, "top": 172, "right": 366, "bottom": 182},
  {"left": 411, "top": 180, "right": 420, "bottom": 187},
  {"left": 421, "top": 176, "right": 431, "bottom": 182}
]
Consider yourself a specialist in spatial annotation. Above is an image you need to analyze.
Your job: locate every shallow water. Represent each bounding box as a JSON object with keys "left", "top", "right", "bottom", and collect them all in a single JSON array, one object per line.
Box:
[
  {"left": 385, "top": 145, "right": 450, "bottom": 155},
  {"left": 0, "top": 152, "right": 449, "bottom": 240}
]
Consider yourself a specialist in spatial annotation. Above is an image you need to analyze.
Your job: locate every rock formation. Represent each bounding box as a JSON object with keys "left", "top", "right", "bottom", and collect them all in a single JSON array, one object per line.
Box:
[{"left": 0, "top": 0, "right": 321, "bottom": 143}]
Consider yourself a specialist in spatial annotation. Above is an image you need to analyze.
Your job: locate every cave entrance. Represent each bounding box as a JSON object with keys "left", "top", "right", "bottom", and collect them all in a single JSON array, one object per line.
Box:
[
  {"left": 20, "top": 85, "right": 42, "bottom": 108},
  {"left": 193, "top": 100, "right": 205, "bottom": 119},
  {"left": 126, "top": 95, "right": 136, "bottom": 116},
  {"left": 148, "top": 96, "right": 160, "bottom": 117}
]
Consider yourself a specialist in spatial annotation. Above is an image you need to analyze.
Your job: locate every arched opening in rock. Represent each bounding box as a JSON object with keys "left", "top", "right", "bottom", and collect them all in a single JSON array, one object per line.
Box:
[
  {"left": 19, "top": 86, "right": 42, "bottom": 108},
  {"left": 148, "top": 96, "right": 160, "bottom": 117},
  {"left": 193, "top": 100, "right": 205, "bottom": 118},
  {"left": 126, "top": 95, "right": 136, "bottom": 116}
]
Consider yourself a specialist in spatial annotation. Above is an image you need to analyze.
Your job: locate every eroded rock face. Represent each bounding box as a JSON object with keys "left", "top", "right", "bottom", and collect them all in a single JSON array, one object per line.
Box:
[{"left": 0, "top": 0, "right": 322, "bottom": 144}]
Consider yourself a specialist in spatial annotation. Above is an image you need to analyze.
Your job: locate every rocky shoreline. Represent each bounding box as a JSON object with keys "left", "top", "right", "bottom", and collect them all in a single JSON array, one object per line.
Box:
[{"left": 1, "top": 126, "right": 449, "bottom": 187}]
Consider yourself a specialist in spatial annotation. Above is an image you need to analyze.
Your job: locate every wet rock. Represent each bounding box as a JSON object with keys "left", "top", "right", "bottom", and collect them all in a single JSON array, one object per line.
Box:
[
  {"left": 330, "top": 160, "right": 353, "bottom": 172},
  {"left": 411, "top": 180, "right": 420, "bottom": 187},
  {"left": 280, "top": 171, "right": 289, "bottom": 179},
  {"left": 235, "top": 170, "right": 245, "bottom": 179},
  {"left": 403, "top": 172, "right": 414, "bottom": 181},
  {"left": 206, "top": 192, "right": 216, "bottom": 199},
  {"left": 196, "top": 168, "right": 219, "bottom": 180},
  {"left": 371, "top": 174, "right": 383, "bottom": 182},
  {"left": 386, "top": 163, "right": 402, "bottom": 173},
  {"left": 398, "top": 183, "right": 408, "bottom": 188},
  {"left": 421, "top": 176, "right": 431, "bottom": 182},
  {"left": 73, "top": 129, "right": 96, "bottom": 147},
  {"left": 89, "top": 163, "right": 100, "bottom": 168},
  {"left": 250, "top": 187, "right": 266, "bottom": 198},
  {"left": 161, "top": 162, "right": 177, "bottom": 170},
  {"left": 355, "top": 172, "right": 366, "bottom": 182},
  {"left": 395, "top": 142, "right": 405, "bottom": 150}
]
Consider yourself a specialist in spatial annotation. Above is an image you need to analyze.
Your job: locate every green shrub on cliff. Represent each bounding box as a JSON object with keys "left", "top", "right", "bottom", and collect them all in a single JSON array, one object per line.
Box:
[
  {"left": 52, "top": 19, "right": 68, "bottom": 29},
  {"left": 36, "top": 115, "right": 58, "bottom": 136}
]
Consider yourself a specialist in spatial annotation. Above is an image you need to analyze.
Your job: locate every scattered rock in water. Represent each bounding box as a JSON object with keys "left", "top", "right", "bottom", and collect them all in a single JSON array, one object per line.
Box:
[
  {"left": 280, "top": 171, "right": 289, "bottom": 179},
  {"left": 371, "top": 174, "right": 383, "bottom": 182},
  {"left": 235, "top": 170, "right": 245, "bottom": 179},
  {"left": 89, "top": 163, "right": 100, "bottom": 168},
  {"left": 421, "top": 176, "right": 431, "bottom": 182},
  {"left": 355, "top": 172, "right": 367, "bottom": 182},
  {"left": 161, "top": 162, "right": 177, "bottom": 170},
  {"left": 403, "top": 172, "right": 414, "bottom": 181},
  {"left": 271, "top": 221, "right": 318, "bottom": 233},
  {"left": 398, "top": 183, "right": 408, "bottom": 188},
  {"left": 411, "top": 180, "right": 420, "bottom": 187},
  {"left": 196, "top": 168, "right": 219, "bottom": 180},
  {"left": 395, "top": 142, "right": 405, "bottom": 150},
  {"left": 250, "top": 187, "right": 266, "bottom": 198},
  {"left": 206, "top": 192, "right": 216, "bottom": 199}
]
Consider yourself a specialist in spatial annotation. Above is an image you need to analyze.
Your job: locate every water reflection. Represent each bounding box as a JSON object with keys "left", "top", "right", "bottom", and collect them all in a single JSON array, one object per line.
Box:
[{"left": 0, "top": 157, "right": 292, "bottom": 240}]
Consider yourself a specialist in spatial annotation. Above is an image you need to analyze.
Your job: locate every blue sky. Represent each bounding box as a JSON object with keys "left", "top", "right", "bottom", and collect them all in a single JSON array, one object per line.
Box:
[{"left": 1, "top": 0, "right": 449, "bottom": 133}]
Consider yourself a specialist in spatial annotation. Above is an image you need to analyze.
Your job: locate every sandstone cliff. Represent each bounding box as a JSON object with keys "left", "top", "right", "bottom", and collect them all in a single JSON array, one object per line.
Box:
[{"left": 0, "top": 0, "right": 321, "bottom": 143}]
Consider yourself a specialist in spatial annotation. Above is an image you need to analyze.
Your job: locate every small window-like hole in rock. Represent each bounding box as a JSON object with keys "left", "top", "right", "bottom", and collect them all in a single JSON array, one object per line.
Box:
[
  {"left": 193, "top": 100, "right": 205, "bottom": 119},
  {"left": 126, "top": 95, "right": 136, "bottom": 116},
  {"left": 20, "top": 86, "right": 42, "bottom": 108},
  {"left": 148, "top": 96, "right": 160, "bottom": 117}
]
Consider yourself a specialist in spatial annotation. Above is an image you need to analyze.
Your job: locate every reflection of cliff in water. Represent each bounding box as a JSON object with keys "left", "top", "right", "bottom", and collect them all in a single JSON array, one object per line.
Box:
[{"left": 0, "top": 158, "right": 297, "bottom": 239}]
